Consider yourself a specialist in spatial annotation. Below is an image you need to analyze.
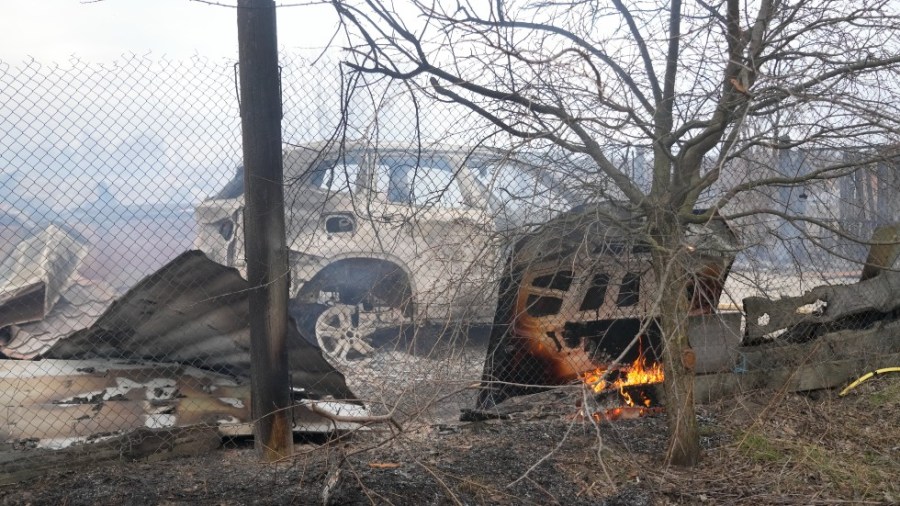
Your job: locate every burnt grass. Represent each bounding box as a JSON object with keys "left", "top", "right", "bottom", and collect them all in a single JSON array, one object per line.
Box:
[{"left": 2, "top": 376, "right": 898, "bottom": 505}]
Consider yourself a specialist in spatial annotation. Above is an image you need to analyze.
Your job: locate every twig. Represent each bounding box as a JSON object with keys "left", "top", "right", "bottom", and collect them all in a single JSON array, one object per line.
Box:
[
  {"left": 582, "top": 385, "right": 614, "bottom": 486},
  {"left": 416, "top": 462, "right": 465, "bottom": 506},
  {"left": 308, "top": 402, "right": 403, "bottom": 432},
  {"left": 320, "top": 464, "right": 342, "bottom": 506}
]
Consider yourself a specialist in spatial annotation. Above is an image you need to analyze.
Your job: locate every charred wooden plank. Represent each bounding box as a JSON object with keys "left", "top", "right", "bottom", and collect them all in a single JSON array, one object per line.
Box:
[
  {"left": 688, "top": 313, "right": 742, "bottom": 374},
  {"left": 696, "top": 319, "right": 900, "bottom": 402},
  {"left": 737, "top": 319, "right": 900, "bottom": 371},
  {"left": 861, "top": 223, "right": 900, "bottom": 281},
  {"left": 744, "top": 269, "right": 900, "bottom": 338},
  {"left": 694, "top": 351, "right": 900, "bottom": 403}
]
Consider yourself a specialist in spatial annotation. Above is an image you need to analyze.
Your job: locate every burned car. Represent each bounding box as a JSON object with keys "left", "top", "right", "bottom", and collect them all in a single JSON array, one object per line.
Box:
[
  {"left": 195, "top": 141, "right": 577, "bottom": 362},
  {"left": 474, "top": 202, "right": 740, "bottom": 410}
]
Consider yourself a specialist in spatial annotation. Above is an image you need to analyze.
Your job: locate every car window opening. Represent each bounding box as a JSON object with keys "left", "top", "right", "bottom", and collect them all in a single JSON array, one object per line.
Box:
[
  {"left": 531, "top": 270, "right": 574, "bottom": 291},
  {"left": 375, "top": 156, "right": 465, "bottom": 209},
  {"left": 525, "top": 294, "right": 563, "bottom": 317},
  {"left": 579, "top": 272, "right": 611, "bottom": 311},
  {"left": 616, "top": 272, "right": 641, "bottom": 307}
]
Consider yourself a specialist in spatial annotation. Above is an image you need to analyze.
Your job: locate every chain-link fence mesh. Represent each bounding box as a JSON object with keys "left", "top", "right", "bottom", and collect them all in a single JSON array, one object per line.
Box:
[{"left": 1, "top": 52, "right": 898, "bottom": 476}]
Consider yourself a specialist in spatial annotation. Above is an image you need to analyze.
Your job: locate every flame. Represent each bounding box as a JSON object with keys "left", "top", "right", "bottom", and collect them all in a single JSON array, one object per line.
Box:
[
  {"left": 590, "top": 406, "right": 665, "bottom": 422},
  {"left": 582, "top": 355, "right": 664, "bottom": 407}
]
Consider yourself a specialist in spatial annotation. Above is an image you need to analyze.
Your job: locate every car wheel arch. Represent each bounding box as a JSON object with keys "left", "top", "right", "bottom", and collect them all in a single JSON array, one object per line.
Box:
[{"left": 294, "top": 256, "right": 416, "bottom": 318}]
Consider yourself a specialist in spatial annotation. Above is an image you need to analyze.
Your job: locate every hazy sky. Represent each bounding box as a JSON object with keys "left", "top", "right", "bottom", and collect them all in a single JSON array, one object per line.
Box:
[{"left": 0, "top": 0, "right": 340, "bottom": 62}]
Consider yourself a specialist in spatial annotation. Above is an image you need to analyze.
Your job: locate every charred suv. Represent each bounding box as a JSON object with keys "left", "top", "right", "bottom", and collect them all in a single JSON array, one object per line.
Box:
[{"left": 195, "top": 141, "right": 576, "bottom": 362}]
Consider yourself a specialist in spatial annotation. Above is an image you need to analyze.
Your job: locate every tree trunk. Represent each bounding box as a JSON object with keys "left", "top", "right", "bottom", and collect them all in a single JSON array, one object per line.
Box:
[{"left": 652, "top": 213, "right": 701, "bottom": 466}]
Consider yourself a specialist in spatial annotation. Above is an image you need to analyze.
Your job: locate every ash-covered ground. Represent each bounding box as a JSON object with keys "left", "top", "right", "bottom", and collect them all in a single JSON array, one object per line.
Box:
[{"left": 2, "top": 325, "right": 898, "bottom": 505}]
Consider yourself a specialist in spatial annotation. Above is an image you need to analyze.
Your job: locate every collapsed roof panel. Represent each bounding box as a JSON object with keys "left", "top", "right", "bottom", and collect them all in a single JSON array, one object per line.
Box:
[
  {"left": 1, "top": 250, "right": 363, "bottom": 446},
  {"left": 1, "top": 281, "right": 117, "bottom": 360},
  {"left": 42, "top": 250, "right": 357, "bottom": 403},
  {"left": 0, "top": 224, "right": 89, "bottom": 330},
  {"left": 0, "top": 224, "right": 113, "bottom": 359}
]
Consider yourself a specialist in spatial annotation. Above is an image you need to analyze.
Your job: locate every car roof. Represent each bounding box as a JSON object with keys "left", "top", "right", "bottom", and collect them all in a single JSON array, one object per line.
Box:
[{"left": 282, "top": 140, "right": 539, "bottom": 180}]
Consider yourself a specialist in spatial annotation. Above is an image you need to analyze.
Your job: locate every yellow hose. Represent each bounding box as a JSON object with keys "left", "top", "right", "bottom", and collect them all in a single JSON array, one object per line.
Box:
[{"left": 839, "top": 367, "right": 900, "bottom": 397}]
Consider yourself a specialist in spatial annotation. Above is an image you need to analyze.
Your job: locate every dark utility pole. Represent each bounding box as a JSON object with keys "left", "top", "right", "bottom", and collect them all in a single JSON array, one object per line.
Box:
[{"left": 237, "top": 0, "right": 293, "bottom": 461}]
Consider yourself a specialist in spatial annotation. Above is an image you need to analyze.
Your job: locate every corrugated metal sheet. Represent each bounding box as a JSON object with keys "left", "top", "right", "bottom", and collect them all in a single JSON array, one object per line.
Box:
[
  {"left": 1, "top": 280, "right": 116, "bottom": 359},
  {"left": 43, "top": 250, "right": 357, "bottom": 403},
  {"left": 0, "top": 224, "right": 89, "bottom": 330},
  {"left": 0, "top": 224, "right": 110, "bottom": 359}
]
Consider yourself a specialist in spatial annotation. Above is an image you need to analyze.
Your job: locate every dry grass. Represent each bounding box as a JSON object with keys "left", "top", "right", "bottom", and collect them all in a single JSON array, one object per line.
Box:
[{"left": 641, "top": 374, "right": 900, "bottom": 505}]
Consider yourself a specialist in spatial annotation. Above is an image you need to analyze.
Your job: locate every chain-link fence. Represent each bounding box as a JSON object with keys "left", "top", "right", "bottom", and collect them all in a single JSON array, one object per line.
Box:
[
  {"left": 1, "top": 53, "right": 898, "bottom": 480},
  {"left": 0, "top": 53, "right": 539, "bottom": 460}
]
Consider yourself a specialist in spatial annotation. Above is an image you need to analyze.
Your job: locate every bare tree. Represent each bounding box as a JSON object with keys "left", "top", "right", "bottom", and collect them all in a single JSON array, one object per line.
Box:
[{"left": 327, "top": 0, "right": 900, "bottom": 466}]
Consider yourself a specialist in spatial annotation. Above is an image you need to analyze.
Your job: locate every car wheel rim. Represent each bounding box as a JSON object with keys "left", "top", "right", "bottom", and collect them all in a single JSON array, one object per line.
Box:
[{"left": 314, "top": 304, "right": 377, "bottom": 362}]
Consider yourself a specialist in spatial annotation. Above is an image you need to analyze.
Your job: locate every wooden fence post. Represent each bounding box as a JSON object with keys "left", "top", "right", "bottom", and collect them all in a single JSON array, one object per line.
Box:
[{"left": 237, "top": 0, "right": 293, "bottom": 461}]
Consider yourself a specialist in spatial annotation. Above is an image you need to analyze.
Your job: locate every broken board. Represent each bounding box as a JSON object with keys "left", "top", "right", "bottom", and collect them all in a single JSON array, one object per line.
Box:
[{"left": 694, "top": 319, "right": 900, "bottom": 402}]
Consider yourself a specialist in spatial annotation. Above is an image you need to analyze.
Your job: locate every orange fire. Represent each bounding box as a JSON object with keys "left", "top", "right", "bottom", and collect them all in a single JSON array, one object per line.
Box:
[
  {"left": 591, "top": 406, "right": 665, "bottom": 422},
  {"left": 581, "top": 356, "right": 664, "bottom": 407}
]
